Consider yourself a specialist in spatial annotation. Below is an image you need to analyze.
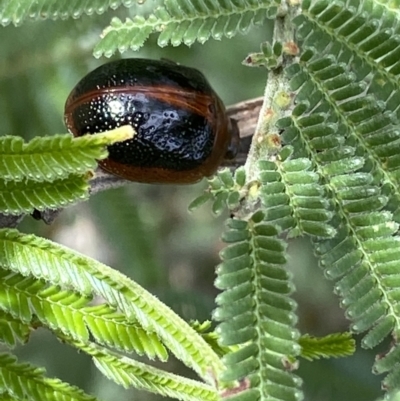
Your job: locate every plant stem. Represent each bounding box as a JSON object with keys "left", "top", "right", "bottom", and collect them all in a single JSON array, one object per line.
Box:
[{"left": 244, "top": 1, "right": 301, "bottom": 182}]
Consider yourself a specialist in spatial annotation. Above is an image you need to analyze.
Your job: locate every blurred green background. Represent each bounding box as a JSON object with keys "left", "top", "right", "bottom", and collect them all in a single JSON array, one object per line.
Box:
[{"left": 0, "top": 3, "right": 385, "bottom": 400}]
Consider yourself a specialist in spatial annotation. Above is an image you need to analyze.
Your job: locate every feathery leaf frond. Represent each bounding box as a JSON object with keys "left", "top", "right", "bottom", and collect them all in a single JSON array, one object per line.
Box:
[
  {"left": 0, "top": 127, "right": 134, "bottom": 214},
  {"left": 214, "top": 216, "right": 302, "bottom": 401},
  {"left": 94, "top": 0, "right": 280, "bottom": 57},
  {"left": 0, "top": 129, "right": 133, "bottom": 183},
  {"left": 0, "top": 353, "right": 96, "bottom": 401},
  {"left": 296, "top": 0, "right": 400, "bottom": 220},
  {"left": 0, "top": 174, "right": 89, "bottom": 215},
  {"left": 0, "top": 268, "right": 167, "bottom": 360},
  {"left": 275, "top": 0, "right": 400, "bottom": 390},
  {"left": 65, "top": 339, "right": 218, "bottom": 401},
  {"left": 299, "top": 332, "right": 355, "bottom": 361},
  {"left": 0, "top": 229, "right": 223, "bottom": 380},
  {"left": 0, "top": 0, "right": 134, "bottom": 26},
  {"left": 83, "top": 304, "right": 168, "bottom": 360},
  {"left": 258, "top": 156, "right": 335, "bottom": 238}
]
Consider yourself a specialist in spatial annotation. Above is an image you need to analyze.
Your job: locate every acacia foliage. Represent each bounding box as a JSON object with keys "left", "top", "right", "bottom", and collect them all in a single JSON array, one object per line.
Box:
[
  {"left": 287, "top": 0, "right": 400, "bottom": 392},
  {"left": 1, "top": 1, "right": 400, "bottom": 401}
]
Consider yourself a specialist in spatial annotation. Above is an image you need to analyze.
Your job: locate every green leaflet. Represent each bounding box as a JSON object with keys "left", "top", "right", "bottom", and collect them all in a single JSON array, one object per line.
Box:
[
  {"left": 299, "top": 332, "right": 355, "bottom": 361},
  {"left": 374, "top": 342, "right": 400, "bottom": 390},
  {"left": 244, "top": 41, "right": 283, "bottom": 69},
  {"left": 67, "top": 340, "right": 218, "bottom": 401},
  {"left": 296, "top": 0, "right": 400, "bottom": 220},
  {"left": 0, "top": 130, "right": 135, "bottom": 214},
  {"left": 258, "top": 157, "right": 335, "bottom": 238},
  {"left": 0, "top": 269, "right": 167, "bottom": 360},
  {"left": 0, "top": 311, "right": 30, "bottom": 347},
  {"left": 278, "top": 0, "right": 400, "bottom": 391},
  {"left": 0, "top": 353, "right": 96, "bottom": 401},
  {"left": 94, "top": 0, "right": 280, "bottom": 57},
  {"left": 189, "top": 167, "right": 246, "bottom": 215},
  {"left": 0, "top": 0, "right": 136, "bottom": 26},
  {"left": 0, "top": 132, "right": 132, "bottom": 182},
  {"left": 214, "top": 216, "right": 302, "bottom": 401},
  {"left": 0, "top": 174, "right": 89, "bottom": 215},
  {"left": 0, "top": 229, "right": 223, "bottom": 381}
]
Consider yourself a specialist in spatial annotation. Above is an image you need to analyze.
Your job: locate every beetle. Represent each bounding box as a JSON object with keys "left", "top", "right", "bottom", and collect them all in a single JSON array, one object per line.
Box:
[{"left": 64, "top": 58, "right": 239, "bottom": 184}]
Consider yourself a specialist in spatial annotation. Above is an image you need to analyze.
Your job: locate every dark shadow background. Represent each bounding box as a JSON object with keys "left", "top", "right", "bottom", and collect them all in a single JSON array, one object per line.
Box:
[{"left": 0, "top": 4, "right": 384, "bottom": 400}]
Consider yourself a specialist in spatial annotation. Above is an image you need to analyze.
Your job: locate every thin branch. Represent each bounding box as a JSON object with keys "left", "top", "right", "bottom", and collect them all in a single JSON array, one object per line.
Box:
[
  {"left": 244, "top": 8, "right": 299, "bottom": 181},
  {"left": 227, "top": 96, "right": 263, "bottom": 139}
]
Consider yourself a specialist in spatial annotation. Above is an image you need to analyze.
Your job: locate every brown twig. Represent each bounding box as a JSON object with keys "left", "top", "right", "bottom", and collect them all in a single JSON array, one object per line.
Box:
[{"left": 227, "top": 96, "right": 263, "bottom": 138}]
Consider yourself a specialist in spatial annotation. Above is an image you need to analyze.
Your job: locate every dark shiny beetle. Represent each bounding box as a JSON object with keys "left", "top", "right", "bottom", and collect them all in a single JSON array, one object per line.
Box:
[{"left": 64, "top": 58, "right": 239, "bottom": 184}]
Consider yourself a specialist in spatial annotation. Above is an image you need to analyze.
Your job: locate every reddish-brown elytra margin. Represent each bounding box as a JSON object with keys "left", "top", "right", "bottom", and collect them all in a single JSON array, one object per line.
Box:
[{"left": 64, "top": 58, "right": 239, "bottom": 184}]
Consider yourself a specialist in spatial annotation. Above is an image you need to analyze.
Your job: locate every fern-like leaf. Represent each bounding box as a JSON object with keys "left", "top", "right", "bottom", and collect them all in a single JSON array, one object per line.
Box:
[
  {"left": 0, "top": 353, "right": 96, "bottom": 401},
  {"left": 0, "top": 174, "right": 89, "bottom": 215},
  {"left": 0, "top": 129, "right": 133, "bottom": 183},
  {"left": 0, "top": 0, "right": 135, "bottom": 26},
  {"left": 193, "top": 324, "right": 356, "bottom": 362},
  {"left": 94, "top": 0, "right": 280, "bottom": 57},
  {"left": 0, "top": 268, "right": 167, "bottom": 360},
  {"left": 0, "top": 127, "right": 135, "bottom": 214},
  {"left": 258, "top": 155, "right": 335, "bottom": 238},
  {"left": 0, "top": 229, "right": 223, "bottom": 381},
  {"left": 296, "top": 0, "right": 400, "bottom": 221},
  {"left": 273, "top": 0, "right": 400, "bottom": 391},
  {"left": 214, "top": 216, "right": 302, "bottom": 401},
  {"left": 299, "top": 332, "right": 355, "bottom": 361},
  {"left": 64, "top": 339, "right": 218, "bottom": 401},
  {"left": 83, "top": 304, "right": 168, "bottom": 360}
]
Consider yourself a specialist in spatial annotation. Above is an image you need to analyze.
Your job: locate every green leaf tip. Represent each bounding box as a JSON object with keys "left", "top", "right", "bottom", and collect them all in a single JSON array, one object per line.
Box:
[
  {"left": 188, "top": 193, "right": 213, "bottom": 212},
  {"left": 299, "top": 332, "right": 355, "bottom": 361},
  {"left": 90, "top": 125, "right": 136, "bottom": 145},
  {"left": 0, "top": 129, "right": 133, "bottom": 184},
  {"left": 0, "top": 126, "right": 137, "bottom": 214},
  {"left": 189, "top": 168, "right": 246, "bottom": 214}
]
